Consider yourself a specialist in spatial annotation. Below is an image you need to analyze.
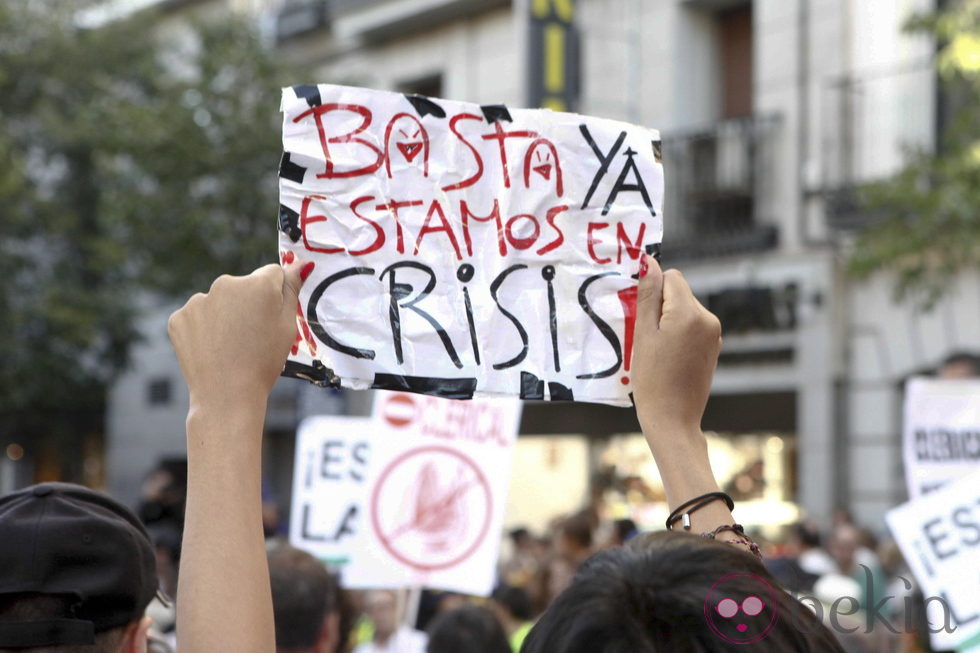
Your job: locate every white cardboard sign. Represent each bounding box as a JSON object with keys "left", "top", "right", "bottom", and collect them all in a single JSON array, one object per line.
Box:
[
  {"left": 288, "top": 415, "right": 372, "bottom": 566},
  {"left": 903, "top": 377, "right": 980, "bottom": 499},
  {"left": 886, "top": 470, "right": 980, "bottom": 650},
  {"left": 342, "top": 391, "right": 522, "bottom": 596},
  {"left": 278, "top": 83, "right": 663, "bottom": 406}
]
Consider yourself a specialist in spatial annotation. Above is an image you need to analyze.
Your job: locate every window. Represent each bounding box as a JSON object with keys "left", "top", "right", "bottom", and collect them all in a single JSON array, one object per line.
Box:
[
  {"left": 147, "top": 377, "right": 172, "bottom": 406},
  {"left": 397, "top": 74, "right": 443, "bottom": 99},
  {"left": 717, "top": 5, "right": 753, "bottom": 119}
]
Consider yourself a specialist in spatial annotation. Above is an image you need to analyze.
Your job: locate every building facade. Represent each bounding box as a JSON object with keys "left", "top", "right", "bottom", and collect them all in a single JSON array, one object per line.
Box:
[{"left": 93, "top": 0, "right": 975, "bottom": 533}]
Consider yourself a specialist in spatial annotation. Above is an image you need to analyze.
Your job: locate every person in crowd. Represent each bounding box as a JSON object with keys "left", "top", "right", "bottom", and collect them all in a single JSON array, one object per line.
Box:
[
  {"left": 937, "top": 351, "right": 980, "bottom": 378},
  {"left": 488, "top": 586, "right": 534, "bottom": 653},
  {"left": 412, "top": 591, "right": 465, "bottom": 634},
  {"left": 143, "top": 520, "right": 181, "bottom": 647},
  {"left": 543, "top": 555, "right": 576, "bottom": 607},
  {"left": 522, "top": 530, "right": 844, "bottom": 653},
  {"left": 827, "top": 522, "right": 887, "bottom": 614},
  {"left": 267, "top": 542, "right": 345, "bottom": 653},
  {"left": 499, "top": 527, "right": 539, "bottom": 588},
  {"left": 352, "top": 591, "right": 426, "bottom": 653},
  {"left": 167, "top": 255, "right": 844, "bottom": 652},
  {"left": 831, "top": 507, "right": 854, "bottom": 530},
  {"left": 262, "top": 482, "right": 284, "bottom": 539},
  {"left": 553, "top": 511, "right": 593, "bottom": 571},
  {"left": 0, "top": 483, "right": 161, "bottom": 652},
  {"left": 608, "top": 518, "right": 638, "bottom": 548},
  {"left": 766, "top": 520, "right": 834, "bottom": 593},
  {"left": 137, "top": 460, "right": 187, "bottom": 532},
  {"left": 136, "top": 460, "right": 186, "bottom": 647},
  {"left": 528, "top": 535, "right": 577, "bottom": 615},
  {"left": 425, "top": 606, "right": 510, "bottom": 653}
]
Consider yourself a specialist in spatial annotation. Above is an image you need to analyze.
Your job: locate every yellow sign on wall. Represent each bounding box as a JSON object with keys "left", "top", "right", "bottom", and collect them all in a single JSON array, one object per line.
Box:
[{"left": 528, "top": 0, "right": 579, "bottom": 112}]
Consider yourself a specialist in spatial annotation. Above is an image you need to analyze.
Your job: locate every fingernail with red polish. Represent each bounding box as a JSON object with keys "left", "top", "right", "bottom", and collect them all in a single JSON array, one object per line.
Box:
[
  {"left": 639, "top": 256, "right": 649, "bottom": 279},
  {"left": 282, "top": 251, "right": 295, "bottom": 264},
  {"left": 300, "top": 261, "right": 315, "bottom": 281}
]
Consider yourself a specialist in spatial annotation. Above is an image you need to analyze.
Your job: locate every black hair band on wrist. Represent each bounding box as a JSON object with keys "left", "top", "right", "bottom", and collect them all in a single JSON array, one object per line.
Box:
[{"left": 665, "top": 492, "right": 735, "bottom": 531}]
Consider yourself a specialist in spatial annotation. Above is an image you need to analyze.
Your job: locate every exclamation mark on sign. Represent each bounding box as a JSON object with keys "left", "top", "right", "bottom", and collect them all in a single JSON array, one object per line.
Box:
[
  {"left": 617, "top": 284, "right": 638, "bottom": 386},
  {"left": 294, "top": 300, "right": 318, "bottom": 357}
]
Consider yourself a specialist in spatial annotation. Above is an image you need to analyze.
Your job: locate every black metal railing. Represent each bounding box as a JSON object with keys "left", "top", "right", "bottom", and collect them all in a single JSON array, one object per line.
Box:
[
  {"left": 274, "top": 0, "right": 330, "bottom": 42},
  {"left": 820, "top": 63, "right": 935, "bottom": 231},
  {"left": 661, "top": 114, "right": 781, "bottom": 261}
]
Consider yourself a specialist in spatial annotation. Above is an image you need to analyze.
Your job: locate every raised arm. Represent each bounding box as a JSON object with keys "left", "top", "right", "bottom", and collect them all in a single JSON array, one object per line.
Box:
[
  {"left": 631, "top": 256, "right": 754, "bottom": 551},
  {"left": 168, "top": 262, "right": 305, "bottom": 653}
]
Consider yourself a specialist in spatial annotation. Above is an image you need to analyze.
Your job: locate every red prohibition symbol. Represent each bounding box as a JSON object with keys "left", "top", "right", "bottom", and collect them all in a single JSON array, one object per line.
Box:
[
  {"left": 370, "top": 445, "right": 493, "bottom": 572},
  {"left": 382, "top": 392, "right": 418, "bottom": 428}
]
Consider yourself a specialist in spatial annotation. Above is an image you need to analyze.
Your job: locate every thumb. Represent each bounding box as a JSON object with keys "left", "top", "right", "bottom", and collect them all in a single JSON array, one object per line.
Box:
[
  {"left": 636, "top": 254, "right": 664, "bottom": 328},
  {"left": 281, "top": 259, "right": 310, "bottom": 308}
]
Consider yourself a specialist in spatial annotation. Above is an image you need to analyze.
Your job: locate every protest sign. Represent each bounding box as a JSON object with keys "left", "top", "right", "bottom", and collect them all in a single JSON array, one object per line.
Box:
[
  {"left": 903, "top": 377, "right": 980, "bottom": 499},
  {"left": 886, "top": 469, "right": 980, "bottom": 650},
  {"left": 278, "top": 83, "right": 663, "bottom": 406},
  {"left": 342, "top": 391, "right": 522, "bottom": 596},
  {"left": 288, "top": 415, "right": 372, "bottom": 566}
]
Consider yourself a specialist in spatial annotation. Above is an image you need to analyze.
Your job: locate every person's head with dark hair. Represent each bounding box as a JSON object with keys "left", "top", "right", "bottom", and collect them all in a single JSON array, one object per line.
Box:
[
  {"left": 611, "top": 519, "right": 638, "bottom": 547},
  {"left": 767, "top": 521, "right": 826, "bottom": 593},
  {"left": 0, "top": 483, "right": 160, "bottom": 653},
  {"left": 267, "top": 543, "right": 343, "bottom": 653},
  {"left": 426, "top": 606, "right": 510, "bottom": 653},
  {"left": 509, "top": 527, "right": 533, "bottom": 553},
  {"left": 138, "top": 461, "right": 187, "bottom": 529},
  {"left": 489, "top": 586, "right": 534, "bottom": 651},
  {"left": 792, "top": 521, "right": 821, "bottom": 550},
  {"left": 491, "top": 586, "right": 532, "bottom": 623},
  {"left": 521, "top": 531, "right": 844, "bottom": 653},
  {"left": 554, "top": 512, "right": 592, "bottom": 566},
  {"left": 938, "top": 351, "right": 980, "bottom": 378}
]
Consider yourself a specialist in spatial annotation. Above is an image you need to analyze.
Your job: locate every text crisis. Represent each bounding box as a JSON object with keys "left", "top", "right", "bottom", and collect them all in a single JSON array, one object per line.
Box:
[{"left": 295, "top": 260, "right": 640, "bottom": 384}]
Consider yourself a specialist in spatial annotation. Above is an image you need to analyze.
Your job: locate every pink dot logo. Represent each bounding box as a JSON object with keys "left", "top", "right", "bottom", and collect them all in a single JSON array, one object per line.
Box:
[{"left": 703, "top": 572, "right": 780, "bottom": 644}]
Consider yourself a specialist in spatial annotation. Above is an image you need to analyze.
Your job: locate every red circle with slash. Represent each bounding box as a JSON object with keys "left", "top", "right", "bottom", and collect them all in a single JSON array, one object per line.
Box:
[{"left": 371, "top": 445, "right": 492, "bottom": 572}]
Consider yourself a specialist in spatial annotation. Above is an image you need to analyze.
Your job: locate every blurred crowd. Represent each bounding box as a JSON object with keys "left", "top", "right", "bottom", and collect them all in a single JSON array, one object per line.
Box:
[{"left": 133, "top": 461, "right": 953, "bottom": 653}]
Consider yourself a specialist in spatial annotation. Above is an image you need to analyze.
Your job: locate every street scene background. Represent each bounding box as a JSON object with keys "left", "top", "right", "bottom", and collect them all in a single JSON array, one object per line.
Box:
[{"left": 2, "top": 1, "right": 979, "bottom": 651}]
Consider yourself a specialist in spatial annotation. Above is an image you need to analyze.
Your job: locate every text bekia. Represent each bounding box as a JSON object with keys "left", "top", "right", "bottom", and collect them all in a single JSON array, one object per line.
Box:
[{"left": 278, "top": 84, "right": 663, "bottom": 405}]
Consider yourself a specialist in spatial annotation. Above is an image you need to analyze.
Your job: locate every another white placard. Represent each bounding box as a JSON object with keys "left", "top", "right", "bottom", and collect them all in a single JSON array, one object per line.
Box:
[
  {"left": 886, "top": 470, "right": 980, "bottom": 650},
  {"left": 904, "top": 377, "right": 980, "bottom": 499},
  {"left": 288, "top": 415, "right": 373, "bottom": 566},
  {"left": 342, "top": 391, "right": 522, "bottom": 596}
]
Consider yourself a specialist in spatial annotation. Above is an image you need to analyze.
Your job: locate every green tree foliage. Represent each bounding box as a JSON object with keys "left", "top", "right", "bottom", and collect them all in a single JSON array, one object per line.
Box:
[
  {"left": 848, "top": 0, "right": 980, "bottom": 304},
  {"left": 0, "top": 2, "right": 310, "bottom": 446}
]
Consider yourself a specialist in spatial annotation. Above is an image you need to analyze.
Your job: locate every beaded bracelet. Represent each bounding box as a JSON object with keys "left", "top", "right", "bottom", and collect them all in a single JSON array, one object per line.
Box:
[{"left": 700, "top": 523, "right": 762, "bottom": 558}]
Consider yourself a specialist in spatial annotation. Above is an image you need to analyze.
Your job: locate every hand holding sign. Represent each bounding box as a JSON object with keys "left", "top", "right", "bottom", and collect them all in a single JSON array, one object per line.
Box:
[
  {"left": 168, "top": 260, "right": 309, "bottom": 653},
  {"left": 632, "top": 255, "right": 722, "bottom": 431},
  {"left": 630, "top": 257, "right": 745, "bottom": 551},
  {"left": 169, "top": 261, "right": 306, "bottom": 408},
  {"left": 278, "top": 84, "right": 664, "bottom": 405}
]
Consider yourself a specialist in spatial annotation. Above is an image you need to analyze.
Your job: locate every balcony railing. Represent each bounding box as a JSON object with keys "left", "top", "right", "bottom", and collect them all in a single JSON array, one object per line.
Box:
[
  {"left": 820, "top": 63, "right": 935, "bottom": 231},
  {"left": 662, "top": 114, "right": 781, "bottom": 261},
  {"left": 274, "top": 0, "right": 330, "bottom": 42}
]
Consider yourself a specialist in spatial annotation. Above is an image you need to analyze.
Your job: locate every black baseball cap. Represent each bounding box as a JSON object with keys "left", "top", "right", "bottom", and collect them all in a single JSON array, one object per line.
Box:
[{"left": 0, "top": 483, "right": 161, "bottom": 648}]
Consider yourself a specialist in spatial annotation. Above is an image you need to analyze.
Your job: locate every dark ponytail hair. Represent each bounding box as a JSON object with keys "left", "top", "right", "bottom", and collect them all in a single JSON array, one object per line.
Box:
[{"left": 521, "top": 531, "right": 844, "bottom": 653}]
